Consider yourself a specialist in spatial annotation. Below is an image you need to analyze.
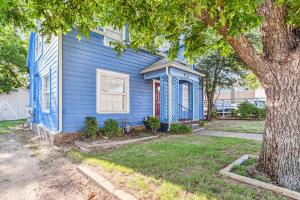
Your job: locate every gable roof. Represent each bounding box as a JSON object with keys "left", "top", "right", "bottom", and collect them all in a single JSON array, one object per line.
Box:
[{"left": 140, "top": 58, "right": 205, "bottom": 77}]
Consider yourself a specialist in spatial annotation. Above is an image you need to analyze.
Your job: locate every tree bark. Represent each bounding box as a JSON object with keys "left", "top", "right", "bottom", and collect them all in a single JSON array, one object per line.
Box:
[
  {"left": 258, "top": 72, "right": 300, "bottom": 191},
  {"left": 206, "top": 92, "right": 214, "bottom": 121}
]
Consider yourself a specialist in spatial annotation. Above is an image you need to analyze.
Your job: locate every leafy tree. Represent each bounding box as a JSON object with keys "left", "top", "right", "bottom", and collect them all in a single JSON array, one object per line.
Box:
[
  {"left": 2, "top": 0, "right": 300, "bottom": 190},
  {"left": 197, "top": 52, "right": 246, "bottom": 121},
  {"left": 244, "top": 72, "right": 261, "bottom": 89},
  {"left": 0, "top": 27, "right": 28, "bottom": 93}
]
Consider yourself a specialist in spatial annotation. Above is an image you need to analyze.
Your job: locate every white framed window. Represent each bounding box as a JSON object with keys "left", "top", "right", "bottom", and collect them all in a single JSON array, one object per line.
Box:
[
  {"left": 42, "top": 72, "right": 50, "bottom": 113},
  {"left": 35, "top": 33, "right": 43, "bottom": 61},
  {"left": 182, "top": 84, "right": 189, "bottom": 110},
  {"left": 103, "top": 26, "right": 125, "bottom": 47},
  {"left": 96, "top": 69, "right": 129, "bottom": 113}
]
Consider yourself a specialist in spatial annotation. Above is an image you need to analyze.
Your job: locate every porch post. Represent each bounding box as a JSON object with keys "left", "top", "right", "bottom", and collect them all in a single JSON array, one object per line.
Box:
[{"left": 167, "top": 68, "right": 172, "bottom": 130}]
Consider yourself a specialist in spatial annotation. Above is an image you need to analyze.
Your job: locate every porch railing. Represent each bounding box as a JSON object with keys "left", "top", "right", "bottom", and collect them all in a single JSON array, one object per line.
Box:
[{"left": 178, "top": 104, "right": 193, "bottom": 129}]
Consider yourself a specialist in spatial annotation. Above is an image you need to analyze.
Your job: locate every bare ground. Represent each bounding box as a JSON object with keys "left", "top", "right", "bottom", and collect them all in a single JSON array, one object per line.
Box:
[{"left": 0, "top": 128, "right": 116, "bottom": 200}]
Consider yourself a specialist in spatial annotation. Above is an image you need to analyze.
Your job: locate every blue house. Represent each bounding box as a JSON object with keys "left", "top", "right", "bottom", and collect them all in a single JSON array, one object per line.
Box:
[{"left": 27, "top": 27, "right": 204, "bottom": 144}]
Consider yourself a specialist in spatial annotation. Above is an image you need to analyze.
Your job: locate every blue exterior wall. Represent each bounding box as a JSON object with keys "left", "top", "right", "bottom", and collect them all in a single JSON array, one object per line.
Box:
[
  {"left": 62, "top": 30, "right": 161, "bottom": 132},
  {"left": 27, "top": 33, "right": 59, "bottom": 131}
]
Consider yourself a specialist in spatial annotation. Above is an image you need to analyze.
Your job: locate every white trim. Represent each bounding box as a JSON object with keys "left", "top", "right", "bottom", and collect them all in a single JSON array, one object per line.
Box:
[
  {"left": 152, "top": 80, "right": 160, "bottom": 116},
  {"left": 41, "top": 71, "right": 50, "bottom": 113},
  {"left": 58, "top": 35, "right": 63, "bottom": 132},
  {"left": 140, "top": 58, "right": 205, "bottom": 77},
  {"left": 96, "top": 68, "right": 130, "bottom": 114}
]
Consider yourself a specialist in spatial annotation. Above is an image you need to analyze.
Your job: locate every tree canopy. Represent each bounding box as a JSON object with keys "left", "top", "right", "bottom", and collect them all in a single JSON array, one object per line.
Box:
[
  {"left": 1, "top": 0, "right": 299, "bottom": 61},
  {"left": 197, "top": 51, "right": 246, "bottom": 120},
  {"left": 0, "top": 28, "right": 28, "bottom": 93}
]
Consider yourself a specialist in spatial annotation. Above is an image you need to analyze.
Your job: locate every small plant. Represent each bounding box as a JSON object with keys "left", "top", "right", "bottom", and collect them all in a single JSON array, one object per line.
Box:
[
  {"left": 103, "top": 119, "right": 123, "bottom": 138},
  {"left": 199, "top": 120, "right": 206, "bottom": 128},
  {"left": 170, "top": 124, "right": 192, "bottom": 135},
  {"left": 257, "top": 107, "right": 266, "bottom": 119},
  {"left": 82, "top": 117, "right": 99, "bottom": 139},
  {"left": 148, "top": 116, "right": 160, "bottom": 133},
  {"left": 230, "top": 109, "right": 239, "bottom": 117}
]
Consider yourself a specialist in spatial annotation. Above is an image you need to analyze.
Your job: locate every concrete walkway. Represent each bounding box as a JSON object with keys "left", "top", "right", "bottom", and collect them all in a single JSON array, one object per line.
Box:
[{"left": 195, "top": 130, "right": 263, "bottom": 141}]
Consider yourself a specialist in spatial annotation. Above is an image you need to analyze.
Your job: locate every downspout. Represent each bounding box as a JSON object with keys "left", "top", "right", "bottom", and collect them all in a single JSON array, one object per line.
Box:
[{"left": 166, "top": 64, "right": 172, "bottom": 131}]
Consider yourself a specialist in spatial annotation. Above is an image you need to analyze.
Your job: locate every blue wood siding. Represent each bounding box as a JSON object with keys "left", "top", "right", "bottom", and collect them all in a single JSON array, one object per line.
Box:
[
  {"left": 28, "top": 33, "right": 59, "bottom": 131},
  {"left": 62, "top": 30, "right": 161, "bottom": 132}
]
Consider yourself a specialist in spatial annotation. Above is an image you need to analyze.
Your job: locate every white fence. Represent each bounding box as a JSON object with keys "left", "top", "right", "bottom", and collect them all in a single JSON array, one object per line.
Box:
[
  {"left": 204, "top": 98, "right": 266, "bottom": 117},
  {"left": 0, "top": 89, "right": 29, "bottom": 121}
]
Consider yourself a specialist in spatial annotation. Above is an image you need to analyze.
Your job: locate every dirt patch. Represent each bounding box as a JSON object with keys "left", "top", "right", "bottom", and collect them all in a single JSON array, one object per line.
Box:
[{"left": 0, "top": 128, "right": 116, "bottom": 200}]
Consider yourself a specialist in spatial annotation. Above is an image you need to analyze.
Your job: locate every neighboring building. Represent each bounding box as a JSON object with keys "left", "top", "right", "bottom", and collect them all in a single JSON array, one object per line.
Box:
[
  {"left": 0, "top": 88, "right": 29, "bottom": 121},
  {"left": 27, "top": 27, "right": 204, "bottom": 144},
  {"left": 215, "top": 86, "right": 266, "bottom": 103}
]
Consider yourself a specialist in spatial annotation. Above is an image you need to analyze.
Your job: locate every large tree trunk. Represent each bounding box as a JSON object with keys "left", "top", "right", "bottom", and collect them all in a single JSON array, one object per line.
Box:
[{"left": 258, "top": 72, "right": 300, "bottom": 191}]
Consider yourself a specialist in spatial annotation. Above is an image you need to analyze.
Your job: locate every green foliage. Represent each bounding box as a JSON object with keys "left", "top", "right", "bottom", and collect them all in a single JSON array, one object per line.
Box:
[
  {"left": 2, "top": 0, "right": 299, "bottom": 62},
  {"left": 147, "top": 116, "right": 160, "bottom": 133},
  {"left": 243, "top": 73, "right": 261, "bottom": 89},
  {"left": 0, "top": 27, "right": 28, "bottom": 93},
  {"left": 238, "top": 101, "right": 265, "bottom": 119},
  {"left": 199, "top": 120, "right": 206, "bottom": 128},
  {"left": 103, "top": 119, "right": 122, "bottom": 138},
  {"left": 169, "top": 124, "right": 192, "bottom": 135},
  {"left": 238, "top": 101, "right": 257, "bottom": 118},
  {"left": 257, "top": 107, "right": 266, "bottom": 119},
  {"left": 198, "top": 51, "right": 246, "bottom": 120},
  {"left": 230, "top": 109, "right": 239, "bottom": 117},
  {"left": 82, "top": 117, "right": 99, "bottom": 139}
]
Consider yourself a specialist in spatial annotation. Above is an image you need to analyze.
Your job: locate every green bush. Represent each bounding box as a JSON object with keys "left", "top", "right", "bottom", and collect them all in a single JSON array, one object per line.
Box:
[
  {"left": 238, "top": 101, "right": 257, "bottom": 118},
  {"left": 103, "top": 119, "right": 123, "bottom": 138},
  {"left": 170, "top": 124, "right": 192, "bottom": 135},
  {"left": 148, "top": 116, "right": 160, "bottom": 133},
  {"left": 238, "top": 101, "right": 266, "bottom": 119},
  {"left": 230, "top": 109, "right": 239, "bottom": 117},
  {"left": 199, "top": 120, "right": 206, "bottom": 128},
  {"left": 257, "top": 107, "right": 266, "bottom": 119},
  {"left": 82, "top": 117, "right": 99, "bottom": 139}
]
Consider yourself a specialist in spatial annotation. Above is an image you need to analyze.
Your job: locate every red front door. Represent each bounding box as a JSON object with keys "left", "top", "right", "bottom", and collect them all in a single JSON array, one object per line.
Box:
[{"left": 155, "top": 82, "right": 160, "bottom": 118}]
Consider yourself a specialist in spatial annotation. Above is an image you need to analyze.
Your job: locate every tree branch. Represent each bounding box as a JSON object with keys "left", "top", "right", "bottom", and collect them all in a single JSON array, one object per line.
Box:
[
  {"left": 194, "top": 9, "right": 270, "bottom": 83},
  {"left": 259, "top": 0, "right": 290, "bottom": 62}
]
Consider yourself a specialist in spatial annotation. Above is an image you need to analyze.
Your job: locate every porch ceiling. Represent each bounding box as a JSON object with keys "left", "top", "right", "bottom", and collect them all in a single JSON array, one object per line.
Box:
[{"left": 140, "top": 58, "right": 205, "bottom": 77}]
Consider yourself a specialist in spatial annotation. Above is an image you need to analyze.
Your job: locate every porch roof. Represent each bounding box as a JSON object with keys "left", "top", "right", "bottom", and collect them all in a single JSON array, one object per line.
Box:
[{"left": 140, "top": 58, "right": 205, "bottom": 77}]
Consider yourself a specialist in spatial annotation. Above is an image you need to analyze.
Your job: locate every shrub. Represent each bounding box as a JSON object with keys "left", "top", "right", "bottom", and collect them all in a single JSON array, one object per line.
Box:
[
  {"left": 148, "top": 116, "right": 160, "bottom": 133},
  {"left": 170, "top": 124, "right": 192, "bottom": 135},
  {"left": 199, "top": 120, "right": 206, "bottom": 128},
  {"left": 212, "top": 109, "right": 219, "bottom": 118},
  {"left": 103, "top": 119, "right": 123, "bottom": 138},
  {"left": 230, "top": 109, "right": 239, "bottom": 117},
  {"left": 238, "top": 101, "right": 257, "bottom": 118},
  {"left": 257, "top": 107, "right": 266, "bottom": 119},
  {"left": 82, "top": 117, "right": 99, "bottom": 139}
]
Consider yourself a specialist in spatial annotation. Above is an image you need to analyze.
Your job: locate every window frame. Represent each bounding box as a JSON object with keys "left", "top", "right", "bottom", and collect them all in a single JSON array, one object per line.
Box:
[
  {"left": 96, "top": 68, "right": 130, "bottom": 114},
  {"left": 103, "top": 26, "right": 126, "bottom": 47},
  {"left": 35, "top": 33, "right": 43, "bottom": 61},
  {"left": 41, "top": 70, "right": 50, "bottom": 113},
  {"left": 182, "top": 84, "right": 189, "bottom": 110}
]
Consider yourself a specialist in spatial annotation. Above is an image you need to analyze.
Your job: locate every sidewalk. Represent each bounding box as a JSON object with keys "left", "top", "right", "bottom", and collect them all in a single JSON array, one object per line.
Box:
[{"left": 195, "top": 130, "right": 263, "bottom": 141}]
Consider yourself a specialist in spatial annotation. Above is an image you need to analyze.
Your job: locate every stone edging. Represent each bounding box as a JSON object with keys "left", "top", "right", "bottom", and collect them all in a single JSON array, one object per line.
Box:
[
  {"left": 77, "top": 166, "right": 137, "bottom": 200},
  {"left": 220, "top": 155, "right": 300, "bottom": 200},
  {"left": 75, "top": 135, "right": 160, "bottom": 152}
]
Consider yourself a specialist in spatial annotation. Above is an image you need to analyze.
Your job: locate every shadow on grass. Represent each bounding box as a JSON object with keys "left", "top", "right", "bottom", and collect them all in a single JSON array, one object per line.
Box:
[{"left": 71, "top": 135, "right": 286, "bottom": 200}]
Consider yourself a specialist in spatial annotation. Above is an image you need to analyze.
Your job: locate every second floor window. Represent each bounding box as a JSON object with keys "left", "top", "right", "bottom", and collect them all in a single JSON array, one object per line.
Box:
[
  {"left": 35, "top": 33, "right": 43, "bottom": 61},
  {"left": 103, "top": 26, "right": 125, "bottom": 47}
]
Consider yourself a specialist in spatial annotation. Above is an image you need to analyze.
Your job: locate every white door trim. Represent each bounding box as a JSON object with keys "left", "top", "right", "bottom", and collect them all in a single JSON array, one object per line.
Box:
[{"left": 152, "top": 80, "right": 160, "bottom": 116}]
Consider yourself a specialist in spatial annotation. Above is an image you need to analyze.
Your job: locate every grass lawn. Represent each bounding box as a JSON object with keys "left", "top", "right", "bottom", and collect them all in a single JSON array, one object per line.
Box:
[
  {"left": 71, "top": 135, "right": 285, "bottom": 200},
  {"left": 0, "top": 119, "right": 26, "bottom": 134},
  {"left": 206, "top": 120, "right": 265, "bottom": 133}
]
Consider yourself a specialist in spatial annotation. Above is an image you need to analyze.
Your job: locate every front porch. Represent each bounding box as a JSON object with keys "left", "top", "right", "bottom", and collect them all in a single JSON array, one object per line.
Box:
[{"left": 141, "top": 58, "right": 204, "bottom": 129}]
